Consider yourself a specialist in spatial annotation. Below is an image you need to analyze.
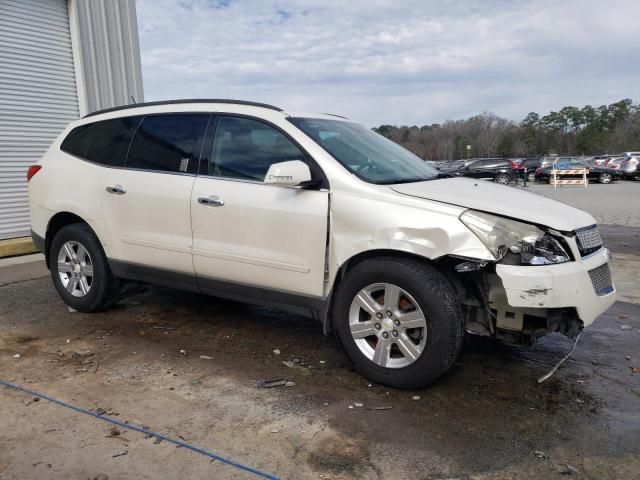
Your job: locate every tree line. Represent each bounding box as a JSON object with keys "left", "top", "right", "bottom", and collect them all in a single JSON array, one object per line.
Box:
[{"left": 374, "top": 99, "right": 640, "bottom": 160}]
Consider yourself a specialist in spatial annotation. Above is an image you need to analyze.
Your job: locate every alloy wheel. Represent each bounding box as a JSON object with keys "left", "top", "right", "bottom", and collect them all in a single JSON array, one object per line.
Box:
[
  {"left": 600, "top": 173, "right": 611, "bottom": 184},
  {"left": 57, "top": 241, "right": 93, "bottom": 297},
  {"left": 348, "top": 283, "right": 427, "bottom": 369}
]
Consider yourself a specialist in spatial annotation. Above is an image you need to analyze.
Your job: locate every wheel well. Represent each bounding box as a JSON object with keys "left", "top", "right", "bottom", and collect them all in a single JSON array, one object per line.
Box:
[
  {"left": 323, "top": 250, "right": 486, "bottom": 335},
  {"left": 44, "top": 212, "right": 88, "bottom": 266},
  {"left": 323, "top": 249, "right": 436, "bottom": 334}
]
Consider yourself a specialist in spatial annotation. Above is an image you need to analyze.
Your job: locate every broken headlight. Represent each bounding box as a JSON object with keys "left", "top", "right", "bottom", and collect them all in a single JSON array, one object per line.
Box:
[{"left": 459, "top": 210, "right": 570, "bottom": 265}]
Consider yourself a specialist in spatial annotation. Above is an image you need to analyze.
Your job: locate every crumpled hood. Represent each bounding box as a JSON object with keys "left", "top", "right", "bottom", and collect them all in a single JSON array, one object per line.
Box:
[{"left": 390, "top": 177, "right": 595, "bottom": 231}]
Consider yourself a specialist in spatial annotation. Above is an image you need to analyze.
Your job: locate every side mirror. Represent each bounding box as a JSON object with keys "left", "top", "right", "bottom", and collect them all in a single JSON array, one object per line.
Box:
[{"left": 264, "top": 160, "right": 313, "bottom": 188}]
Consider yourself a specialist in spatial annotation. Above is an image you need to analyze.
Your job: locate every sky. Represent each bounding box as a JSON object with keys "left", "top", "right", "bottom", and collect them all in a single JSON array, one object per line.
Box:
[{"left": 136, "top": 0, "right": 640, "bottom": 127}]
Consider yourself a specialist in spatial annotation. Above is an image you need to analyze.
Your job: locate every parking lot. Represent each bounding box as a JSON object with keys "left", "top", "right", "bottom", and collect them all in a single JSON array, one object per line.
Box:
[{"left": 1, "top": 182, "right": 639, "bottom": 480}]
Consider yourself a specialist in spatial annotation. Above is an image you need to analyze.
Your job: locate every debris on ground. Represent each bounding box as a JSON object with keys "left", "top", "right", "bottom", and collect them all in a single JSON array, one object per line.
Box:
[
  {"left": 368, "top": 406, "right": 393, "bottom": 411},
  {"left": 199, "top": 355, "right": 213, "bottom": 360},
  {"left": 559, "top": 464, "right": 579, "bottom": 475},
  {"left": 12, "top": 353, "right": 20, "bottom": 358},
  {"left": 258, "top": 379, "right": 288, "bottom": 388},
  {"left": 152, "top": 326, "right": 176, "bottom": 330},
  {"left": 273, "top": 349, "right": 281, "bottom": 355},
  {"left": 281, "top": 360, "right": 311, "bottom": 375},
  {"left": 285, "top": 381, "right": 296, "bottom": 387},
  {"left": 95, "top": 408, "right": 107, "bottom": 416},
  {"left": 179, "top": 349, "right": 187, "bottom": 356},
  {"left": 354, "top": 402, "right": 363, "bottom": 407},
  {"left": 626, "top": 356, "right": 632, "bottom": 361},
  {"left": 534, "top": 450, "right": 549, "bottom": 459},
  {"left": 108, "top": 428, "right": 121, "bottom": 437},
  {"left": 412, "top": 395, "right": 421, "bottom": 401},
  {"left": 153, "top": 437, "right": 163, "bottom": 445},
  {"left": 67, "top": 307, "right": 77, "bottom": 313},
  {"left": 630, "top": 367, "right": 640, "bottom": 374},
  {"left": 618, "top": 314, "right": 629, "bottom": 319},
  {"left": 270, "top": 429, "right": 279, "bottom": 433},
  {"left": 620, "top": 325, "right": 632, "bottom": 330},
  {"left": 112, "top": 450, "right": 128, "bottom": 458}
]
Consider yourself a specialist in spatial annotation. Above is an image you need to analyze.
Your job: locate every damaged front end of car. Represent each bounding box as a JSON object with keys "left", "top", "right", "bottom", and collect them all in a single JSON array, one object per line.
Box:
[{"left": 436, "top": 210, "right": 615, "bottom": 346}]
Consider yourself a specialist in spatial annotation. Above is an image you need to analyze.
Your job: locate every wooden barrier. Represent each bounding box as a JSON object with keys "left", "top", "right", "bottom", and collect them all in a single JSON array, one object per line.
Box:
[{"left": 551, "top": 169, "right": 588, "bottom": 189}]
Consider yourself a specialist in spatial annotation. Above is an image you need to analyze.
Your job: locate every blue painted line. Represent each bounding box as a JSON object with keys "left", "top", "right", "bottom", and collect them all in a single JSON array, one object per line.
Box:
[{"left": 0, "top": 379, "right": 280, "bottom": 480}]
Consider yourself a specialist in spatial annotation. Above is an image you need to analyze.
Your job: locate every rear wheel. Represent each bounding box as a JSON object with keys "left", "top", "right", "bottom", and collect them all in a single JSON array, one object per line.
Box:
[
  {"left": 49, "top": 223, "right": 118, "bottom": 312},
  {"left": 527, "top": 171, "right": 536, "bottom": 182},
  {"left": 495, "top": 173, "right": 510, "bottom": 185},
  {"left": 332, "top": 257, "right": 463, "bottom": 388},
  {"left": 598, "top": 173, "right": 612, "bottom": 184}
]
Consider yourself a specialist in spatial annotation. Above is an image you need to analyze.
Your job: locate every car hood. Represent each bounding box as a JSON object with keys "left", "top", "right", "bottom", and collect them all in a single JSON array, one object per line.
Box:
[{"left": 390, "top": 177, "right": 595, "bottom": 231}]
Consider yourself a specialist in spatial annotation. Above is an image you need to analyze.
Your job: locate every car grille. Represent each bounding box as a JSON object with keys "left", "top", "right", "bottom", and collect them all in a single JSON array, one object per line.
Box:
[
  {"left": 575, "top": 225, "right": 603, "bottom": 256},
  {"left": 588, "top": 263, "right": 613, "bottom": 296}
]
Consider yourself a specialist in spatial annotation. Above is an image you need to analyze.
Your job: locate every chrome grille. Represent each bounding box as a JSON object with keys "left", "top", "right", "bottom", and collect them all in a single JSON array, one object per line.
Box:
[
  {"left": 575, "top": 225, "right": 603, "bottom": 256},
  {"left": 588, "top": 263, "right": 613, "bottom": 296}
]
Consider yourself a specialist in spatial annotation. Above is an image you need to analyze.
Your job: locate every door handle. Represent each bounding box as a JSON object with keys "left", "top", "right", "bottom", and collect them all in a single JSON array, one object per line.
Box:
[
  {"left": 198, "top": 196, "right": 224, "bottom": 207},
  {"left": 106, "top": 185, "right": 126, "bottom": 195}
]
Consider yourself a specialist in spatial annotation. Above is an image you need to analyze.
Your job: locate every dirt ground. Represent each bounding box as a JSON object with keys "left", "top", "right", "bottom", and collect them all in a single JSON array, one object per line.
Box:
[{"left": 1, "top": 186, "right": 639, "bottom": 479}]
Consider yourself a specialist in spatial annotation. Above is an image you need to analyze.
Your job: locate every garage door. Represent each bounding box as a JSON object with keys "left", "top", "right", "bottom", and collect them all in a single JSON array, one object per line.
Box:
[{"left": 0, "top": 0, "right": 79, "bottom": 240}]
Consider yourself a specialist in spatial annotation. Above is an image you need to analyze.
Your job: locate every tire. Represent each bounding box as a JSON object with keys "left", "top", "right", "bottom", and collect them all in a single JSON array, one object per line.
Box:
[
  {"left": 49, "top": 223, "right": 119, "bottom": 312},
  {"left": 527, "top": 172, "right": 536, "bottom": 182},
  {"left": 494, "top": 173, "right": 510, "bottom": 185},
  {"left": 598, "top": 173, "right": 612, "bottom": 184},
  {"left": 332, "top": 257, "right": 463, "bottom": 389}
]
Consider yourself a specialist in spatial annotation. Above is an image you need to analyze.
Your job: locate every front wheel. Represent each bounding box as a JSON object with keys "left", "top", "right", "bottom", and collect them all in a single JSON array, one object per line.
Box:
[
  {"left": 527, "top": 171, "right": 536, "bottom": 182},
  {"left": 49, "top": 223, "right": 119, "bottom": 312},
  {"left": 332, "top": 257, "right": 463, "bottom": 388},
  {"left": 494, "top": 173, "right": 510, "bottom": 185},
  {"left": 598, "top": 173, "right": 612, "bottom": 184}
]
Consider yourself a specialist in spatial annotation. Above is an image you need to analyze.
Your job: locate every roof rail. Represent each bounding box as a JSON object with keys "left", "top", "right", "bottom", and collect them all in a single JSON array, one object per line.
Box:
[
  {"left": 83, "top": 99, "right": 283, "bottom": 118},
  {"left": 321, "top": 112, "right": 350, "bottom": 120}
]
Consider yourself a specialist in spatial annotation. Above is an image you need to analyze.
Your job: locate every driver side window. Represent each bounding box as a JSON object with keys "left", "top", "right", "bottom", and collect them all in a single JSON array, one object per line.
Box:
[{"left": 210, "top": 116, "right": 306, "bottom": 181}]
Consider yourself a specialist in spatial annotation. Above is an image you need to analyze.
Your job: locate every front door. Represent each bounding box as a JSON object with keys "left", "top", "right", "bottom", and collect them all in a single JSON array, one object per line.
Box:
[
  {"left": 191, "top": 115, "right": 329, "bottom": 299},
  {"left": 101, "top": 113, "right": 209, "bottom": 283}
]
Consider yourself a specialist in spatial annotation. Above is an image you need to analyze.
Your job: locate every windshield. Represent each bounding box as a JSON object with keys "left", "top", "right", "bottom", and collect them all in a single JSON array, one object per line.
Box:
[{"left": 289, "top": 118, "right": 438, "bottom": 184}]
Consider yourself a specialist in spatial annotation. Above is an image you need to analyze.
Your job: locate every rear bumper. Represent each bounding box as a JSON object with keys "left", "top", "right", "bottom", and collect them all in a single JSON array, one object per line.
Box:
[{"left": 495, "top": 248, "right": 615, "bottom": 327}]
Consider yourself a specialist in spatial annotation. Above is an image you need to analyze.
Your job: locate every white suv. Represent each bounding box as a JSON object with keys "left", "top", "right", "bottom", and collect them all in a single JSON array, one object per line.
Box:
[{"left": 27, "top": 99, "right": 616, "bottom": 388}]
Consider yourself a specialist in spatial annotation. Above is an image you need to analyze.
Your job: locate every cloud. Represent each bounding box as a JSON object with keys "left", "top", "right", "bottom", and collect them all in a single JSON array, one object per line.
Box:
[{"left": 137, "top": 0, "right": 640, "bottom": 126}]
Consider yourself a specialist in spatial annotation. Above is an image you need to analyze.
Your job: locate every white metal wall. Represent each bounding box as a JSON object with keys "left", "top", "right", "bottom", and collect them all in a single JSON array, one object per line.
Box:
[
  {"left": 0, "top": 0, "right": 80, "bottom": 240},
  {"left": 70, "top": 0, "right": 144, "bottom": 116}
]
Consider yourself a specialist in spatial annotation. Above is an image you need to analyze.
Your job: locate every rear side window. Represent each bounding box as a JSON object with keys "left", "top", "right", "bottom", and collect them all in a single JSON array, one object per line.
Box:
[
  {"left": 60, "top": 117, "right": 140, "bottom": 166},
  {"left": 126, "top": 114, "right": 209, "bottom": 174}
]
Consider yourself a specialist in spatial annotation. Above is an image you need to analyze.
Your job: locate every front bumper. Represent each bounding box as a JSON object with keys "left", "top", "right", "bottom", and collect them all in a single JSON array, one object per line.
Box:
[{"left": 495, "top": 247, "right": 615, "bottom": 327}]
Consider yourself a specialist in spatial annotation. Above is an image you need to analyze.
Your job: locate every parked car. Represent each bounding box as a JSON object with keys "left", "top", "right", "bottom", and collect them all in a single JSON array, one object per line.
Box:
[
  {"left": 535, "top": 157, "right": 620, "bottom": 184},
  {"left": 603, "top": 156, "right": 626, "bottom": 170},
  {"left": 436, "top": 159, "right": 466, "bottom": 172},
  {"left": 448, "top": 158, "right": 517, "bottom": 184},
  {"left": 27, "top": 99, "right": 616, "bottom": 388},
  {"left": 621, "top": 153, "right": 640, "bottom": 180},
  {"left": 520, "top": 157, "right": 544, "bottom": 182}
]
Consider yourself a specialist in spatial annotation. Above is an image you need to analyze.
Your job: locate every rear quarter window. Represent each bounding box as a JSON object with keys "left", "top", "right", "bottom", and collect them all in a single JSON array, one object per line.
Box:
[{"left": 60, "top": 116, "right": 141, "bottom": 166}]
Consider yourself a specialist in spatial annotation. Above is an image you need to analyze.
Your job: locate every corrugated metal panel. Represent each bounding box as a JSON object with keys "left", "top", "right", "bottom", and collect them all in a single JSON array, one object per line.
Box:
[
  {"left": 0, "top": 0, "right": 80, "bottom": 240},
  {"left": 73, "top": 0, "right": 144, "bottom": 114}
]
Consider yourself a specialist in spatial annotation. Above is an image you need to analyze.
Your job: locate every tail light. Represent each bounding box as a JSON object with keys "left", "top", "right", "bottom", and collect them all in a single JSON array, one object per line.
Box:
[
  {"left": 27, "top": 165, "right": 42, "bottom": 182},
  {"left": 535, "top": 167, "right": 542, "bottom": 174},
  {"left": 509, "top": 160, "right": 519, "bottom": 170}
]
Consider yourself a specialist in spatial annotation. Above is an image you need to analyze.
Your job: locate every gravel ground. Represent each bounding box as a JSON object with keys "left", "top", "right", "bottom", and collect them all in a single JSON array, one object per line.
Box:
[
  {"left": 519, "top": 181, "right": 640, "bottom": 227},
  {"left": 1, "top": 182, "right": 639, "bottom": 480}
]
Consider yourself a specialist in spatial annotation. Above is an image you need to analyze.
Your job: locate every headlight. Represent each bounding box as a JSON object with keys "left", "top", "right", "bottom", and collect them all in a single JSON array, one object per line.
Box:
[{"left": 459, "top": 210, "right": 570, "bottom": 265}]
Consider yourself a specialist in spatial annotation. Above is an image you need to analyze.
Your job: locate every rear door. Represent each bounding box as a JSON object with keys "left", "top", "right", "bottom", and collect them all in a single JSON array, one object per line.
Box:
[
  {"left": 101, "top": 113, "right": 209, "bottom": 284},
  {"left": 190, "top": 115, "right": 329, "bottom": 299}
]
